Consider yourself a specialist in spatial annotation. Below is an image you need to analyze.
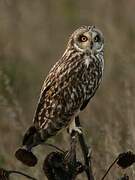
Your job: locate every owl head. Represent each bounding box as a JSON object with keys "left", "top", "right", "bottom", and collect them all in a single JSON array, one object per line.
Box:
[{"left": 68, "top": 26, "right": 104, "bottom": 55}]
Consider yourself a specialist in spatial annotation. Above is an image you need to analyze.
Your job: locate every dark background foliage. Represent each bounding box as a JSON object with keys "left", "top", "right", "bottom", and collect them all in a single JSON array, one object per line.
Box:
[{"left": 0, "top": 0, "right": 135, "bottom": 179}]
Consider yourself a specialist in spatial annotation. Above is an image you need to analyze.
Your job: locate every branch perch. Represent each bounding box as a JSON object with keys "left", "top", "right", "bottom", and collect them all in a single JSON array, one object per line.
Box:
[{"left": 75, "top": 116, "right": 94, "bottom": 180}]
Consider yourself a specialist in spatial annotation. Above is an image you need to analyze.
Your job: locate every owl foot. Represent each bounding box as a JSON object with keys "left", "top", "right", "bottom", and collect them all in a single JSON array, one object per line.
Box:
[
  {"left": 68, "top": 119, "right": 82, "bottom": 135},
  {"left": 70, "top": 126, "right": 82, "bottom": 134}
]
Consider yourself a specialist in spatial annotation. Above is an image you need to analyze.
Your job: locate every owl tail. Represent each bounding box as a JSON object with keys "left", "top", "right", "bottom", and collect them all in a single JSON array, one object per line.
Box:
[
  {"left": 22, "top": 126, "right": 43, "bottom": 150},
  {"left": 15, "top": 126, "right": 50, "bottom": 166}
]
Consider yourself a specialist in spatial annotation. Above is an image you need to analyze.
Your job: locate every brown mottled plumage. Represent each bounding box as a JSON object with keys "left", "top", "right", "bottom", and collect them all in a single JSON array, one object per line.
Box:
[{"left": 22, "top": 25, "right": 104, "bottom": 151}]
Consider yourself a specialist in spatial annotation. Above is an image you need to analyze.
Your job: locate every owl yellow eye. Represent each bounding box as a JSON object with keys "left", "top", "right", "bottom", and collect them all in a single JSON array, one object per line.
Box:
[{"left": 79, "top": 35, "right": 88, "bottom": 42}]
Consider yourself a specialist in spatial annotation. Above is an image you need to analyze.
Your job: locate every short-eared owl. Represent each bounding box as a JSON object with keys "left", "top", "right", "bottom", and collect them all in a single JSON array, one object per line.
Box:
[{"left": 16, "top": 26, "right": 104, "bottom": 162}]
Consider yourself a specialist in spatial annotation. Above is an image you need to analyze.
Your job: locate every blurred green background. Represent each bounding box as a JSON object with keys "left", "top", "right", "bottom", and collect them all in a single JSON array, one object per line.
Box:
[{"left": 0, "top": 0, "right": 135, "bottom": 179}]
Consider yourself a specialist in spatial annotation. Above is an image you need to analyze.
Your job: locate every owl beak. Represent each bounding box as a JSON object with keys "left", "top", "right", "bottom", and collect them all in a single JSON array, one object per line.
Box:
[
  {"left": 88, "top": 27, "right": 94, "bottom": 50},
  {"left": 90, "top": 41, "right": 94, "bottom": 49}
]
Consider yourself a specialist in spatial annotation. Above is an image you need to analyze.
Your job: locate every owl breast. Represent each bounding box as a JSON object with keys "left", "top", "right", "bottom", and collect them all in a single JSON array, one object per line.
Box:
[{"left": 83, "top": 53, "right": 104, "bottom": 102}]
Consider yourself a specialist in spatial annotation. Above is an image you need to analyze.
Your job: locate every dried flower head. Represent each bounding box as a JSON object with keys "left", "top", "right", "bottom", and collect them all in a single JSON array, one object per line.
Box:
[
  {"left": 75, "top": 161, "right": 85, "bottom": 175},
  {"left": 15, "top": 148, "right": 37, "bottom": 166},
  {"left": 117, "top": 151, "right": 135, "bottom": 169},
  {"left": 43, "top": 151, "right": 84, "bottom": 180},
  {"left": 119, "top": 174, "right": 129, "bottom": 180},
  {"left": 43, "top": 151, "right": 64, "bottom": 179}
]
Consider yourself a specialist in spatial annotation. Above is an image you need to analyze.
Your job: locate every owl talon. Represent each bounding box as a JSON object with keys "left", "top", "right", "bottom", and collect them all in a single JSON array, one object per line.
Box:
[
  {"left": 70, "top": 126, "right": 82, "bottom": 134},
  {"left": 69, "top": 119, "right": 82, "bottom": 135}
]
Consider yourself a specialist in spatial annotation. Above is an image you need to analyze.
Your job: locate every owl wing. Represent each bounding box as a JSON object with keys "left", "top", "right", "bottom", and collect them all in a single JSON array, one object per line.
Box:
[
  {"left": 33, "top": 66, "right": 57, "bottom": 126},
  {"left": 33, "top": 53, "right": 86, "bottom": 130},
  {"left": 33, "top": 56, "right": 70, "bottom": 127},
  {"left": 33, "top": 84, "right": 51, "bottom": 125}
]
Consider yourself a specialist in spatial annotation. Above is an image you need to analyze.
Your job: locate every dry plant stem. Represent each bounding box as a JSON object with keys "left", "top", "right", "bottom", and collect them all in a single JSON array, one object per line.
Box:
[
  {"left": 100, "top": 157, "right": 119, "bottom": 180},
  {"left": 75, "top": 116, "right": 94, "bottom": 180},
  {"left": 63, "top": 133, "right": 78, "bottom": 179},
  {"left": 68, "top": 132, "right": 77, "bottom": 166},
  {"left": 43, "top": 143, "right": 65, "bottom": 153},
  {"left": 9, "top": 170, "right": 37, "bottom": 180}
]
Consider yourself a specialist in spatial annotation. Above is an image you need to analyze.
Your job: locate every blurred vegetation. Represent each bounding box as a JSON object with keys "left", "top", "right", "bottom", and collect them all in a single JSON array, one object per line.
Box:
[{"left": 0, "top": 0, "right": 135, "bottom": 179}]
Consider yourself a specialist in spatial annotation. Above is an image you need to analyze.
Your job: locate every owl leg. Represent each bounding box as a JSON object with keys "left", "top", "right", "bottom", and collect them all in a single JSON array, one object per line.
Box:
[{"left": 68, "top": 118, "right": 82, "bottom": 135}]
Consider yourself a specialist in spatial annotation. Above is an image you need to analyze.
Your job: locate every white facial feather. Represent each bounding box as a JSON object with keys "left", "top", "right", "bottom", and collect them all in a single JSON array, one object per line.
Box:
[
  {"left": 74, "top": 43, "right": 84, "bottom": 52},
  {"left": 85, "top": 56, "right": 91, "bottom": 68}
]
